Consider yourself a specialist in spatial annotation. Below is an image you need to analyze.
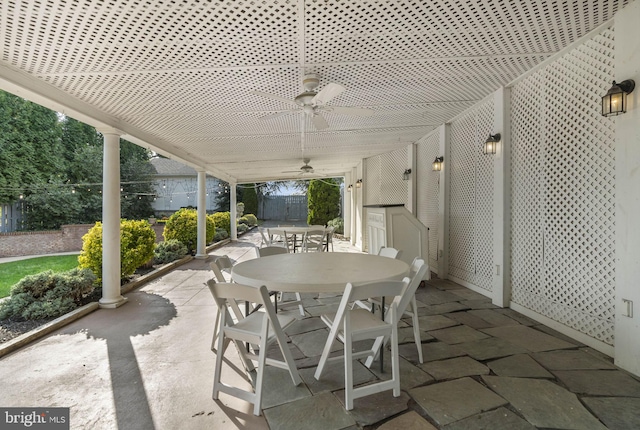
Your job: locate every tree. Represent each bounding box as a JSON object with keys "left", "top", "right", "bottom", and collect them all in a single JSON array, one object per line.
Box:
[
  {"left": 307, "top": 178, "right": 341, "bottom": 226},
  {"left": 242, "top": 183, "right": 258, "bottom": 215},
  {"left": 119, "top": 140, "right": 155, "bottom": 220}
]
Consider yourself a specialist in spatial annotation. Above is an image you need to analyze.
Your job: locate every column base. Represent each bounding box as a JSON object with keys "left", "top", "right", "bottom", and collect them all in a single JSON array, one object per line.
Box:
[
  {"left": 99, "top": 296, "right": 128, "bottom": 309},
  {"left": 194, "top": 253, "right": 209, "bottom": 260}
]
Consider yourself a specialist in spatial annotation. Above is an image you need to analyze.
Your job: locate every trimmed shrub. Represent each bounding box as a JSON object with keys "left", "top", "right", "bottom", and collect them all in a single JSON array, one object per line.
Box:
[
  {"left": 243, "top": 213, "right": 258, "bottom": 226},
  {"left": 211, "top": 211, "right": 231, "bottom": 235},
  {"left": 214, "top": 227, "right": 229, "bottom": 242},
  {"left": 237, "top": 223, "right": 248, "bottom": 234},
  {"left": 154, "top": 239, "right": 188, "bottom": 265},
  {"left": 79, "top": 220, "right": 156, "bottom": 282},
  {"left": 307, "top": 178, "right": 341, "bottom": 226},
  {"left": 163, "top": 208, "right": 215, "bottom": 252},
  {"left": 238, "top": 216, "right": 249, "bottom": 225},
  {"left": 327, "top": 217, "right": 344, "bottom": 234},
  {"left": 242, "top": 184, "right": 259, "bottom": 215},
  {"left": 0, "top": 268, "right": 96, "bottom": 320}
]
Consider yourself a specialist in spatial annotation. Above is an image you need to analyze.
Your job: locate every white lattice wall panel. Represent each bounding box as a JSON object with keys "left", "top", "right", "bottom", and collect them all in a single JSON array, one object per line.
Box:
[
  {"left": 416, "top": 133, "right": 440, "bottom": 270},
  {"left": 510, "top": 28, "right": 616, "bottom": 345},
  {"left": 448, "top": 100, "right": 495, "bottom": 291},
  {"left": 364, "top": 148, "right": 408, "bottom": 206}
]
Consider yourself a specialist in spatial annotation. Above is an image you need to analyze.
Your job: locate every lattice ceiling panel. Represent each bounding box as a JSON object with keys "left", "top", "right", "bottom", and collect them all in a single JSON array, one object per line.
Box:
[{"left": 0, "top": 0, "right": 629, "bottom": 182}]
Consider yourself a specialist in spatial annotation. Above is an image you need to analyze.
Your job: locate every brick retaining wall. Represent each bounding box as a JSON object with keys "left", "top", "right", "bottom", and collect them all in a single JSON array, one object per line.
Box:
[{"left": 0, "top": 224, "right": 166, "bottom": 258}]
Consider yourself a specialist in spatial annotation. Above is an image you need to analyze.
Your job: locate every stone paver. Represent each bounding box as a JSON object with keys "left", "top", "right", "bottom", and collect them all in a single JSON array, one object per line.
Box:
[
  {"left": 419, "top": 342, "right": 466, "bottom": 362},
  {"left": 369, "top": 356, "right": 435, "bottom": 390},
  {"left": 442, "top": 407, "right": 536, "bottom": 430},
  {"left": 488, "top": 354, "right": 554, "bottom": 378},
  {"left": 416, "top": 302, "right": 469, "bottom": 316},
  {"left": 456, "top": 337, "right": 528, "bottom": 360},
  {"left": 492, "top": 308, "right": 537, "bottom": 326},
  {"left": 531, "top": 349, "right": 617, "bottom": 370},
  {"left": 429, "top": 325, "right": 490, "bottom": 344},
  {"left": 397, "top": 326, "right": 434, "bottom": 344},
  {"left": 467, "top": 309, "right": 521, "bottom": 326},
  {"left": 263, "top": 391, "right": 355, "bottom": 430},
  {"left": 285, "top": 316, "right": 327, "bottom": 336},
  {"left": 582, "top": 397, "right": 640, "bottom": 430},
  {"left": 378, "top": 411, "right": 437, "bottom": 430},
  {"left": 482, "top": 375, "right": 608, "bottom": 430},
  {"left": 415, "top": 290, "right": 463, "bottom": 305},
  {"left": 416, "top": 315, "right": 459, "bottom": 331},
  {"left": 553, "top": 369, "right": 640, "bottom": 396},
  {"left": 448, "top": 289, "right": 490, "bottom": 301},
  {"left": 410, "top": 377, "right": 508, "bottom": 426},
  {"left": 420, "top": 356, "right": 489, "bottom": 380},
  {"left": 444, "top": 311, "right": 493, "bottom": 329},
  {"left": 299, "top": 360, "right": 377, "bottom": 394},
  {"left": 290, "top": 328, "right": 340, "bottom": 357},
  {"left": 333, "top": 389, "right": 410, "bottom": 427},
  {"left": 460, "top": 300, "right": 498, "bottom": 309},
  {"left": 260, "top": 366, "right": 312, "bottom": 409},
  {"left": 481, "top": 325, "right": 576, "bottom": 352}
]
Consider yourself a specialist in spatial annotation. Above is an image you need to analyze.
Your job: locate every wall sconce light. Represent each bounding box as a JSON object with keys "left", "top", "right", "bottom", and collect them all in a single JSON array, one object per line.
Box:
[
  {"left": 347, "top": 184, "right": 353, "bottom": 192},
  {"left": 432, "top": 156, "right": 444, "bottom": 171},
  {"left": 356, "top": 179, "right": 363, "bottom": 188},
  {"left": 483, "top": 133, "right": 500, "bottom": 155},
  {"left": 602, "top": 79, "right": 635, "bottom": 117},
  {"left": 403, "top": 168, "right": 412, "bottom": 180}
]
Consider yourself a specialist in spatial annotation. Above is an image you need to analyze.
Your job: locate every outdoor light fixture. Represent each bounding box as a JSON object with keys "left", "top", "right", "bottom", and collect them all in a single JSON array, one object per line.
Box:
[
  {"left": 403, "top": 169, "right": 412, "bottom": 180},
  {"left": 432, "top": 156, "right": 444, "bottom": 171},
  {"left": 347, "top": 184, "right": 353, "bottom": 192},
  {"left": 483, "top": 133, "right": 500, "bottom": 155},
  {"left": 356, "top": 179, "right": 363, "bottom": 188},
  {"left": 602, "top": 79, "right": 635, "bottom": 117}
]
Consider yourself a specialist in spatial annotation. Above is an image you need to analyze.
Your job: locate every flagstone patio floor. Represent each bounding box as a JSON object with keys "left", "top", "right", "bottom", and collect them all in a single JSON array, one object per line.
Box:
[{"left": 0, "top": 224, "right": 639, "bottom": 429}]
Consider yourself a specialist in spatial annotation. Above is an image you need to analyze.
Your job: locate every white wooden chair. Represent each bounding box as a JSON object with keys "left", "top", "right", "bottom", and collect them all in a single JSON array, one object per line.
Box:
[
  {"left": 361, "top": 258, "right": 429, "bottom": 364},
  {"left": 257, "top": 226, "right": 271, "bottom": 248},
  {"left": 255, "top": 246, "right": 305, "bottom": 316},
  {"left": 314, "top": 278, "right": 409, "bottom": 410},
  {"left": 208, "top": 280, "right": 302, "bottom": 416},
  {"left": 378, "top": 246, "right": 402, "bottom": 259},
  {"left": 267, "top": 228, "right": 292, "bottom": 252},
  {"left": 302, "top": 228, "right": 325, "bottom": 252},
  {"left": 210, "top": 256, "right": 244, "bottom": 345}
]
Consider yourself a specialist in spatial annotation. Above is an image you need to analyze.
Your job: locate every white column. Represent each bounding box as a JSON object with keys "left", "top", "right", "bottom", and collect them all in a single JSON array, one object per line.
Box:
[
  {"left": 343, "top": 172, "right": 352, "bottom": 239},
  {"left": 230, "top": 183, "right": 237, "bottom": 240},
  {"left": 491, "top": 87, "right": 512, "bottom": 307},
  {"left": 614, "top": 0, "right": 640, "bottom": 376},
  {"left": 437, "top": 124, "right": 450, "bottom": 278},
  {"left": 98, "top": 129, "right": 126, "bottom": 308},
  {"left": 406, "top": 143, "right": 417, "bottom": 214},
  {"left": 195, "top": 169, "right": 207, "bottom": 259}
]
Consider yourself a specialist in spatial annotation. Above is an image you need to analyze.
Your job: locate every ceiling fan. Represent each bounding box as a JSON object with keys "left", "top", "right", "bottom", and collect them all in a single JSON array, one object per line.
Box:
[
  {"left": 282, "top": 158, "right": 315, "bottom": 175},
  {"left": 253, "top": 74, "right": 374, "bottom": 130}
]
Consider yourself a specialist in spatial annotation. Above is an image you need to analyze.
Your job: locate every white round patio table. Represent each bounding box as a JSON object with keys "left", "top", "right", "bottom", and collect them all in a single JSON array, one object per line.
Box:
[{"left": 231, "top": 252, "right": 410, "bottom": 293}]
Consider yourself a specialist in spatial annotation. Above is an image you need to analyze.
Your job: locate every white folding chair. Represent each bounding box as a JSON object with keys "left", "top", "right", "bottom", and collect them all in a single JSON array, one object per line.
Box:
[
  {"left": 255, "top": 246, "right": 305, "bottom": 316},
  {"left": 378, "top": 246, "right": 402, "bottom": 259},
  {"left": 302, "top": 228, "right": 325, "bottom": 252},
  {"left": 210, "top": 256, "right": 244, "bottom": 345},
  {"left": 208, "top": 280, "right": 302, "bottom": 416},
  {"left": 360, "top": 258, "right": 429, "bottom": 364},
  {"left": 257, "top": 226, "right": 271, "bottom": 248},
  {"left": 267, "top": 228, "right": 292, "bottom": 252},
  {"left": 314, "top": 278, "right": 409, "bottom": 410}
]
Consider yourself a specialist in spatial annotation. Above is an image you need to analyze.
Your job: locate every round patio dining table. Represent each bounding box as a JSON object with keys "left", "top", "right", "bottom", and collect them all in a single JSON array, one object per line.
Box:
[{"left": 231, "top": 252, "right": 410, "bottom": 293}]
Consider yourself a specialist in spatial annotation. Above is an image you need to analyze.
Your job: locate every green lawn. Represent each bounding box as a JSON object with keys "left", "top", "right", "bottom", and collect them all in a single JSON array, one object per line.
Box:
[{"left": 0, "top": 255, "right": 79, "bottom": 298}]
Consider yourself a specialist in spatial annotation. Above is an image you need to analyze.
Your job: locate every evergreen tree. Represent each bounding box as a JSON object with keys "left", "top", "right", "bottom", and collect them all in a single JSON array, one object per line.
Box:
[{"left": 307, "top": 178, "right": 341, "bottom": 226}]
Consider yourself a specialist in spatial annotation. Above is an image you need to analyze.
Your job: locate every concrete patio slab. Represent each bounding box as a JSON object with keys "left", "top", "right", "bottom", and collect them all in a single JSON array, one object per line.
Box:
[
  {"left": 482, "top": 375, "right": 608, "bottom": 430},
  {"left": 410, "top": 377, "right": 508, "bottom": 426}
]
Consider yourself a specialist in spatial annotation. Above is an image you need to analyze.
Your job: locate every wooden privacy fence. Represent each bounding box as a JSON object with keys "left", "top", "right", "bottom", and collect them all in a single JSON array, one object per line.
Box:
[{"left": 258, "top": 195, "right": 308, "bottom": 221}]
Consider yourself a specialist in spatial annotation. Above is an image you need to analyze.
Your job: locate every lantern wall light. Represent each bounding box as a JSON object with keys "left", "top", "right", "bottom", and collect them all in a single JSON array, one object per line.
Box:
[
  {"left": 432, "top": 156, "right": 444, "bottom": 171},
  {"left": 356, "top": 179, "right": 363, "bottom": 188},
  {"left": 483, "top": 133, "right": 501, "bottom": 155},
  {"left": 347, "top": 184, "right": 353, "bottom": 192},
  {"left": 602, "top": 79, "right": 635, "bottom": 117},
  {"left": 403, "top": 168, "right": 412, "bottom": 180}
]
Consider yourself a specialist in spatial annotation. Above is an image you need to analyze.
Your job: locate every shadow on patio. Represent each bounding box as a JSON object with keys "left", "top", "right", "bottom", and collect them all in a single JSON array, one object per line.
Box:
[{"left": 0, "top": 227, "right": 638, "bottom": 429}]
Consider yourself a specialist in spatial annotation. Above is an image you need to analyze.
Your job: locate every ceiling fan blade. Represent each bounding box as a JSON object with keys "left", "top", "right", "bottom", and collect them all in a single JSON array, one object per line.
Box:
[
  {"left": 325, "top": 106, "right": 375, "bottom": 117},
  {"left": 312, "top": 83, "right": 346, "bottom": 106},
  {"left": 258, "top": 110, "right": 298, "bottom": 120},
  {"left": 311, "top": 113, "right": 329, "bottom": 130},
  {"left": 252, "top": 90, "right": 298, "bottom": 106}
]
